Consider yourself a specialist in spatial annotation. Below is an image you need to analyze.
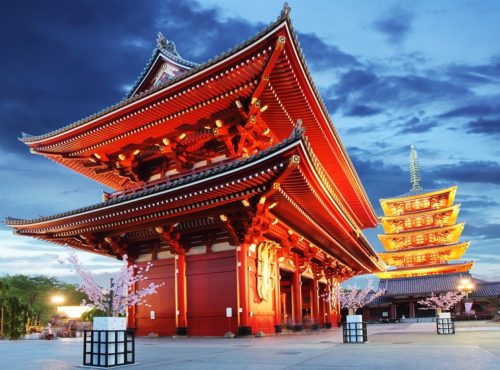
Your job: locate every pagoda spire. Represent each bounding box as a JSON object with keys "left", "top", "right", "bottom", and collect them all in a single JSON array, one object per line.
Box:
[{"left": 409, "top": 145, "right": 422, "bottom": 191}]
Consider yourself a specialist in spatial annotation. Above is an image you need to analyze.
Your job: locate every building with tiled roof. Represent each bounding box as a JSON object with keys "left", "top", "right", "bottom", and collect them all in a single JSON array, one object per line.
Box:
[
  {"left": 365, "top": 147, "right": 498, "bottom": 321},
  {"left": 6, "top": 5, "right": 385, "bottom": 336}
]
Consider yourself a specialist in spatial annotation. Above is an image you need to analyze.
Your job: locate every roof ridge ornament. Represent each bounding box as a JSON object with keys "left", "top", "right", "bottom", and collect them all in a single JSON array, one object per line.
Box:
[
  {"left": 293, "top": 119, "right": 305, "bottom": 137},
  {"left": 409, "top": 144, "right": 422, "bottom": 191},
  {"left": 156, "top": 32, "right": 166, "bottom": 49},
  {"left": 156, "top": 32, "right": 178, "bottom": 55},
  {"left": 281, "top": 2, "right": 291, "bottom": 18}
]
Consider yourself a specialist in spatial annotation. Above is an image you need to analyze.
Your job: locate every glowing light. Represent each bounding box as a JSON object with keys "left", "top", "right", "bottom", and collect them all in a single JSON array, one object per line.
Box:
[
  {"left": 215, "top": 119, "right": 223, "bottom": 128},
  {"left": 57, "top": 306, "right": 92, "bottom": 319},
  {"left": 178, "top": 133, "right": 186, "bottom": 140},
  {"left": 259, "top": 197, "right": 266, "bottom": 205},
  {"left": 219, "top": 214, "right": 228, "bottom": 222},
  {"left": 242, "top": 199, "right": 250, "bottom": 207},
  {"left": 263, "top": 128, "right": 270, "bottom": 135},
  {"left": 51, "top": 295, "right": 65, "bottom": 305},
  {"left": 458, "top": 278, "right": 474, "bottom": 293},
  {"left": 118, "top": 154, "right": 126, "bottom": 161},
  {"left": 93, "top": 153, "right": 102, "bottom": 160},
  {"left": 260, "top": 105, "right": 269, "bottom": 112},
  {"left": 133, "top": 149, "right": 141, "bottom": 156},
  {"left": 162, "top": 138, "right": 170, "bottom": 146}
]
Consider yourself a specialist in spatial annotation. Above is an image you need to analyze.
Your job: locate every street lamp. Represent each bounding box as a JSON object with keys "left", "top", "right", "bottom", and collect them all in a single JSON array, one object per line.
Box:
[
  {"left": 457, "top": 278, "right": 474, "bottom": 300},
  {"left": 457, "top": 278, "right": 474, "bottom": 317},
  {"left": 51, "top": 295, "right": 65, "bottom": 305}
]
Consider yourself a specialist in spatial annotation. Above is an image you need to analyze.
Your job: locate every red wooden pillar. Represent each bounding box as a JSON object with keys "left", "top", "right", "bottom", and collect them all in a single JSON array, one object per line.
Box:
[
  {"left": 127, "top": 258, "right": 136, "bottom": 329},
  {"left": 274, "top": 260, "right": 282, "bottom": 333},
  {"left": 175, "top": 253, "right": 188, "bottom": 335},
  {"left": 237, "top": 244, "right": 252, "bottom": 335},
  {"left": 311, "top": 275, "right": 320, "bottom": 327},
  {"left": 292, "top": 254, "right": 303, "bottom": 331},
  {"left": 390, "top": 303, "right": 397, "bottom": 319},
  {"left": 324, "top": 279, "right": 334, "bottom": 328}
]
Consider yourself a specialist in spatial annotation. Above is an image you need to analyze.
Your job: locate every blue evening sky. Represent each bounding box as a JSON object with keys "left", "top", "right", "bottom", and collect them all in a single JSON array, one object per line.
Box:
[{"left": 0, "top": 0, "right": 499, "bottom": 286}]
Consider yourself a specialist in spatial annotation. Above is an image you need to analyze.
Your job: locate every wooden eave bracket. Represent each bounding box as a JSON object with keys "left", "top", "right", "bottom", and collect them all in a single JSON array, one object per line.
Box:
[{"left": 155, "top": 224, "right": 184, "bottom": 255}]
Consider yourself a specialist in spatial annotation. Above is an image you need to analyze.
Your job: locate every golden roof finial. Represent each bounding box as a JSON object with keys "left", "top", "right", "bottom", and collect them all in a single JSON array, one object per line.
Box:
[{"left": 409, "top": 144, "right": 422, "bottom": 191}]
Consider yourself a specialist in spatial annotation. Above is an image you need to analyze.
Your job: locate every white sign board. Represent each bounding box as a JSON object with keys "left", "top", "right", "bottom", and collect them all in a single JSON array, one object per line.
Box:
[
  {"left": 150, "top": 310, "right": 155, "bottom": 320},
  {"left": 226, "top": 307, "right": 232, "bottom": 317}
]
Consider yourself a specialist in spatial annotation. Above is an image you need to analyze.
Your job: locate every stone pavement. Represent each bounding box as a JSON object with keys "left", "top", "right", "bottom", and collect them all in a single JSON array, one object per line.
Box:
[{"left": 1, "top": 321, "right": 499, "bottom": 370}]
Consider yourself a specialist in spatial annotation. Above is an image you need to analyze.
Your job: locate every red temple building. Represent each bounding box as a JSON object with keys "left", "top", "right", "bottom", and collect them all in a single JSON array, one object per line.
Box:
[{"left": 6, "top": 6, "right": 385, "bottom": 336}]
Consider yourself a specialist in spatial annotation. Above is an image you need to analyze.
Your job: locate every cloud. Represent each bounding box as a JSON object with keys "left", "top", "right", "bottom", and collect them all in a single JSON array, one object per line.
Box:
[
  {"left": 458, "top": 196, "right": 500, "bottom": 210},
  {"left": 0, "top": 0, "right": 264, "bottom": 154},
  {"left": 345, "top": 105, "right": 383, "bottom": 117},
  {"left": 330, "top": 68, "right": 471, "bottom": 118},
  {"left": 396, "top": 115, "right": 438, "bottom": 134},
  {"left": 430, "top": 160, "right": 500, "bottom": 185},
  {"left": 297, "top": 32, "right": 360, "bottom": 70},
  {"left": 445, "top": 58, "right": 500, "bottom": 85},
  {"left": 465, "top": 118, "right": 500, "bottom": 135},
  {"left": 0, "top": 230, "right": 121, "bottom": 285},
  {"left": 463, "top": 224, "right": 500, "bottom": 240},
  {"left": 373, "top": 8, "right": 414, "bottom": 44},
  {"left": 349, "top": 155, "right": 411, "bottom": 208},
  {"left": 440, "top": 104, "right": 500, "bottom": 118}
]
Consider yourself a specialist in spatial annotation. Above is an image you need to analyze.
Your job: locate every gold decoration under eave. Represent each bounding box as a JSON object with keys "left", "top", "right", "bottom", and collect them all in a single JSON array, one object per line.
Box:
[{"left": 256, "top": 240, "right": 280, "bottom": 302}]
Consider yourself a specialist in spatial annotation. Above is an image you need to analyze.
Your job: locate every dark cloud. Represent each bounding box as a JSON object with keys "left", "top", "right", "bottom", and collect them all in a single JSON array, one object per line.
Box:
[
  {"left": 345, "top": 105, "right": 383, "bottom": 117},
  {"left": 334, "top": 69, "right": 378, "bottom": 96},
  {"left": 445, "top": 58, "right": 500, "bottom": 85},
  {"left": 463, "top": 224, "right": 500, "bottom": 240},
  {"left": 349, "top": 155, "right": 411, "bottom": 209},
  {"left": 0, "top": 0, "right": 262, "bottom": 154},
  {"left": 440, "top": 104, "right": 500, "bottom": 118},
  {"left": 430, "top": 161, "right": 500, "bottom": 185},
  {"left": 330, "top": 69, "right": 471, "bottom": 117},
  {"left": 465, "top": 118, "right": 500, "bottom": 135},
  {"left": 457, "top": 195, "right": 500, "bottom": 209},
  {"left": 397, "top": 116, "right": 438, "bottom": 134},
  {"left": 373, "top": 8, "right": 414, "bottom": 44},
  {"left": 298, "top": 32, "right": 360, "bottom": 70}
]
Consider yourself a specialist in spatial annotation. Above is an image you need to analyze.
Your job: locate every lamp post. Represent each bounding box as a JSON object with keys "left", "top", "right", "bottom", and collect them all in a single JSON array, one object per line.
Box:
[{"left": 457, "top": 278, "right": 474, "bottom": 316}]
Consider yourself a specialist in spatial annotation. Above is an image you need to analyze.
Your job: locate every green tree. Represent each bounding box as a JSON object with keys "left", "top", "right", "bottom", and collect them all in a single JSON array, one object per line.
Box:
[{"left": 0, "top": 275, "right": 86, "bottom": 339}]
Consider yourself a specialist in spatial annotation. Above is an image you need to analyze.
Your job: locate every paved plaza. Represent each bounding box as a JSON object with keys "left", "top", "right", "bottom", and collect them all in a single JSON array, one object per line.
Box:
[{"left": 1, "top": 321, "right": 499, "bottom": 370}]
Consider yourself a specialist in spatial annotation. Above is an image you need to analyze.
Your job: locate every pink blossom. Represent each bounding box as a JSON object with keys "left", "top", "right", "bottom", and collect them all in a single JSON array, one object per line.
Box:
[
  {"left": 322, "top": 281, "right": 385, "bottom": 311},
  {"left": 417, "top": 291, "right": 464, "bottom": 312},
  {"left": 62, "top": 252, "right": 164, "bottom": 316}
]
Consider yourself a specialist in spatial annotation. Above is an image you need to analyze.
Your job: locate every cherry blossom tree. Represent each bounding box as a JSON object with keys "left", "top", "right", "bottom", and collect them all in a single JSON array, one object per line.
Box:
[
  {"left": 417, "top": 291, "right": 464, "bottom": 314},
  {"left": 323, "top": 281, "right": 385, "bottom": 315},
  {"left": 62, "top": 253, "right": 163, "bottom": 316}
]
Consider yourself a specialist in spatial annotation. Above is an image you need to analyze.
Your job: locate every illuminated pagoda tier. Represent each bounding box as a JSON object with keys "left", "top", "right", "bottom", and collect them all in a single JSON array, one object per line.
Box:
[
  {"left": 376, "top": 145, "right": 472, "bottom": 280},
  {"left": 6, "top": 5, "right": 384, "bottom": 337}
]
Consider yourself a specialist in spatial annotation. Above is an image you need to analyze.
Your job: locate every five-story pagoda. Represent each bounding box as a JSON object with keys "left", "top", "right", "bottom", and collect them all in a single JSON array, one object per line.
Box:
[{"left": 376, "top": 146, "right": 473, "bottom": 279}]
